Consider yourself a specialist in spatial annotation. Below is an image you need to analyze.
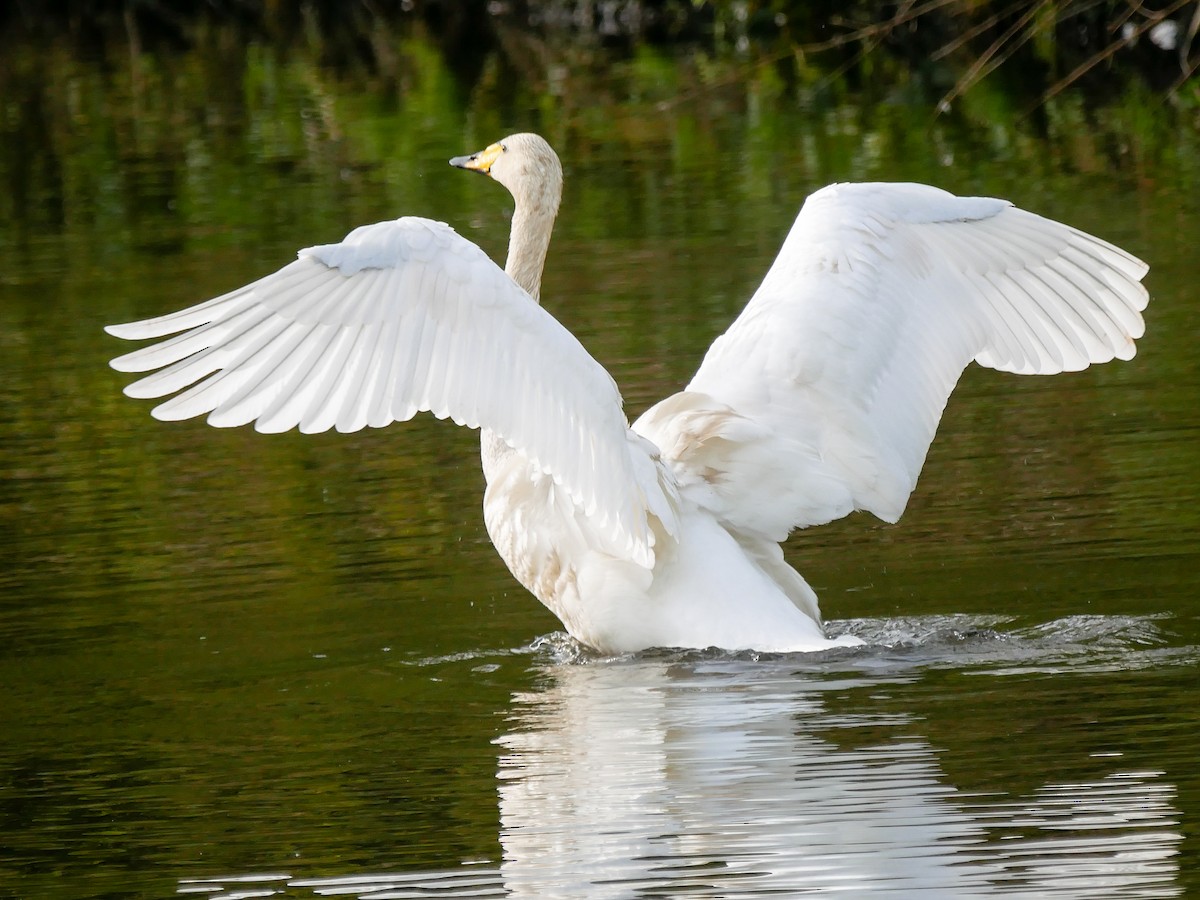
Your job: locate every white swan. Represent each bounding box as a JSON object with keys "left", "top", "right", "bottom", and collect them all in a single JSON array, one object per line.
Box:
[{"left": 107, "top": 133, "right": 1149, "bottom": 653}]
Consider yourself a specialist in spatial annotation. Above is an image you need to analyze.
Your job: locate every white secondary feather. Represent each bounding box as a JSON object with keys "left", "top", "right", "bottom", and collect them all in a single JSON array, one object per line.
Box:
[
  {"left": 634, "top": 182, "right": 1148, "bottom": 541},
  {"left": 108, "top": 216, "right": 667, "bottom": 567}
]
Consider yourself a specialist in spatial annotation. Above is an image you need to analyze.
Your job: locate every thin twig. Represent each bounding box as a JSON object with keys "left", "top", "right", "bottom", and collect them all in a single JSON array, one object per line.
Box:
[
  {"left": 1038, "top": 0, "right": 1196, "bottom": 105},
  {"left": 930, "top": 0, "right": 1032, "bottom": 62},
  {"left": 798, "top": 0, "right": 969, "bottom": 53},
  {"left": 938, "top": 0, "right": 1054, "bottom": 110}
]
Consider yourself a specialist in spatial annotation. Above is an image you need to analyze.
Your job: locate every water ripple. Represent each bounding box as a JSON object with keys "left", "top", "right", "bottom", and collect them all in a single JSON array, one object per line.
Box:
[
  {"left": 184, "top": 638, "right": 1189, "bottom": 898},
  {"left": 518, "top": 613, "right": 1197, "bottom": 676}
]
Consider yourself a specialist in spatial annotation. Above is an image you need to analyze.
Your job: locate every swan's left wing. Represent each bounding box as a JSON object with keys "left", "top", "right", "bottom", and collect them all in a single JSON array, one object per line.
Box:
[
  {"left": 634, "top": 182, "right": 1148, "bottom": 541},
  {"left": 108, "top": 217, "right": 675, "bottom": 566}
]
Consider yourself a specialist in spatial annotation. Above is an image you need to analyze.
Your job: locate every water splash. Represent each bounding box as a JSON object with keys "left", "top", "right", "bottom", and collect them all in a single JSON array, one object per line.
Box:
[
  {"left": 521, "top": 613, "right": 1196, "bottom": 676},
  {"left": 837, "top": 612, "right": 1195, "bottom": 675}
]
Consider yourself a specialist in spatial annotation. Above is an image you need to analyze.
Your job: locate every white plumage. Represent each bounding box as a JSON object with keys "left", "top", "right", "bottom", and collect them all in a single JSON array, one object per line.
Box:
[{"left": 107, "top": 133, "right": 1148, "bottom": 653}]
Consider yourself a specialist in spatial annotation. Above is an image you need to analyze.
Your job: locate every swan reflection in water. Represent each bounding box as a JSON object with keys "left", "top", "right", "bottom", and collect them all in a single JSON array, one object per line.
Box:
[
  {"left": 183, "top": 637, "right": 1184, "bottom": 898},
  {"left": 496, "top": 656, "right": 1180, "bottom": 898}
]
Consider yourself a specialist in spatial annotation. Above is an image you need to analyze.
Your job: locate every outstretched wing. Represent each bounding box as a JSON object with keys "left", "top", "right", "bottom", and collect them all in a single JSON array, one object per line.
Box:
[
  {"left": 633, "top": 182, "right": 1148, "bottom": 541},
  {"left": 108, "top": 216, "right": 674, "bottom": 565}
]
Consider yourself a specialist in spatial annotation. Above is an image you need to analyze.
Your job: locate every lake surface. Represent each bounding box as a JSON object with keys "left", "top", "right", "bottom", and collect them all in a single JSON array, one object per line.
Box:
[{"left": 2, "top": 22, "right": 1199, "bottom": 899}]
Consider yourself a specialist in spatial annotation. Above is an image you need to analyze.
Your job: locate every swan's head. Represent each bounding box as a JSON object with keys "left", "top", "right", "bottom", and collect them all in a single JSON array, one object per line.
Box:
[{"left": 450, "top": 133, "right": 562, "bottom": 215}]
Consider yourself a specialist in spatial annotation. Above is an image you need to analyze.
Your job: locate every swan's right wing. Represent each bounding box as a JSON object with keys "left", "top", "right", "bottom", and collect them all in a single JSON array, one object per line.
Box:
[{"left": 108, "top": 217, "right": 675, "bottom": 566}]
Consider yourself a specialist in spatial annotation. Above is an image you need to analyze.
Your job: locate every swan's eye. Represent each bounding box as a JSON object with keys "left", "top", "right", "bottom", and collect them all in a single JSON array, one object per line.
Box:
[{"left": 500, "top": 143, "right": 508, "bottom": 152}]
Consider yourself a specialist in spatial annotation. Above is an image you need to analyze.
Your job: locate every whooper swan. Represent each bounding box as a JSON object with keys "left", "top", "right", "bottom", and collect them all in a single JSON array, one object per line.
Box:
[{"left": 107, "top": 133, "right": 1149, "bottom": 653}]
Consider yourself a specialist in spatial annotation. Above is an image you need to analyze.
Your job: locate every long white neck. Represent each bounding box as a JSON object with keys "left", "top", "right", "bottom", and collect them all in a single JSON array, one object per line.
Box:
[
  {"left": 483, "top": 173, "right": 561, "bottom": 481},
  {"left": 503, "top": 190, "right": 559, "bottom": 303}
]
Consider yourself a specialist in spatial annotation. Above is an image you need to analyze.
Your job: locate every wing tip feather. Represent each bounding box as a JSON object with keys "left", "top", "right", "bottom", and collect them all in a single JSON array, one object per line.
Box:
[{"left": 105, "top": 322, "right": 137, "bottom": 339}]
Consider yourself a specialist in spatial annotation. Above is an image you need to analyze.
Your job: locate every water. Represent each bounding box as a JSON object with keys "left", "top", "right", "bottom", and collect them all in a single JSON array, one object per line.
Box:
[
  {"left": 2, "top": 22, "right": 1199, "bottom": 899},
  {"left": 135, "top": 625, "right": 1195, "bottom": 899}
]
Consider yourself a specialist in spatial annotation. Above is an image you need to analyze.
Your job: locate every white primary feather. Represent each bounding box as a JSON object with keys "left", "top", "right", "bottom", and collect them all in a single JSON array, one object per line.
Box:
[
  {"left": 635, "top": 182, "right": 1147, "bottom": 540},
  {"left": 109, "top": 216, "right": 668, "bottom": 568},
  {"left": 108, "top": 137, "right": 1149, "bottom": 654}
]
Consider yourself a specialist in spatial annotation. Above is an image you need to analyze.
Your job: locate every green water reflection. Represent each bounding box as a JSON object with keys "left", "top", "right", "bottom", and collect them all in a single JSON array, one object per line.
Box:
[{"left": 1, "top": 18, "right": 1198, "bottom": 899}]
